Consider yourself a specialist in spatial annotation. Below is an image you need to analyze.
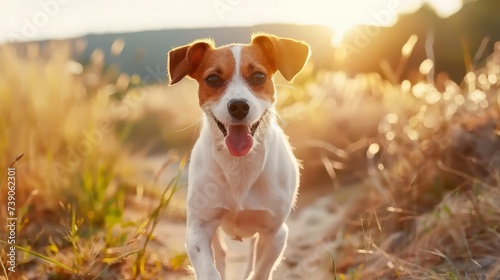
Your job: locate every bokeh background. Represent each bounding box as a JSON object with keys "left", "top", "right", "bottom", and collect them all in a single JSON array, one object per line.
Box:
[{"left": 1, "top": 0, "right": 500, "bottom": 279}]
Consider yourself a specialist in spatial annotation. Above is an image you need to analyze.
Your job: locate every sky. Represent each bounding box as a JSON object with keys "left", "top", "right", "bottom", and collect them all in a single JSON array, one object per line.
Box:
[{"left": 0, "top": 0, "right": 463, "bottom": 43}]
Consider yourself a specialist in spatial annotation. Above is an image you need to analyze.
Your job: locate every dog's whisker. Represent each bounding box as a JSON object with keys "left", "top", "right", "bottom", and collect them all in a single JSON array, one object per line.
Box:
[
  {"left": 175, "top": 115, "right": 204, "bottom": 133},
  {"left": 192, "top": 116, "right": 205, "bottom": 140},
  {"left": 275, "top": 83, "right": 299, "bottom": 90},
  {"left": 265, "top": 108, "right": 287, "bottom": 127}
]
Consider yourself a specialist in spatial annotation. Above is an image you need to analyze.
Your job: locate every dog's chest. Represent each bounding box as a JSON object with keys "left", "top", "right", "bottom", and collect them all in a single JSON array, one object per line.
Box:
[
  {"left": 217, "top": 172, "right": 285, "bottom": 239},
  {"left": 219, "top": 209, "right": 276, "bottom": 239},
  {"left": 214, "top": 150, "right": 269, "bottom": 210}
]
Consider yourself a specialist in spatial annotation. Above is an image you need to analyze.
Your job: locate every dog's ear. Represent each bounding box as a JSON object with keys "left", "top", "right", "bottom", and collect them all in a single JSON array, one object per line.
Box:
[
  {"left": 251, "top": 34, "right": 310, "bottom": 81},
  {"left": 168, "top": 40, "right": 214, "bottom": 85}
]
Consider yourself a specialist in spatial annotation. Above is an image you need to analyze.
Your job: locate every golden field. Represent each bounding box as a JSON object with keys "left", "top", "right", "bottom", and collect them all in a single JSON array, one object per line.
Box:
[{"left": 1, "top": 38, "right": 500, "bottom": 279}]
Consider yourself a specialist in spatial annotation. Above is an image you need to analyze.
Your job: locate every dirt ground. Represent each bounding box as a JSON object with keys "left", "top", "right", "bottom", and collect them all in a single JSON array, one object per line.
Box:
[{"left": 134, "top": 155, "right": 370, "bottom": 280}]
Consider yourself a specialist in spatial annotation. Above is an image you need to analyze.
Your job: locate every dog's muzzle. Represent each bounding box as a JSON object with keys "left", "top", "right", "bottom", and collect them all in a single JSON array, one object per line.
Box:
[{"left": 211, "top": 111, "right": 267, "bottom": 157}]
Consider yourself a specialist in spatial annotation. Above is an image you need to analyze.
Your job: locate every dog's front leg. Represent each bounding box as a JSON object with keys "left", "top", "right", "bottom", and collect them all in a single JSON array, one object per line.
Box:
[
  {"left": 244, "top": 235, "right": 258, "bottom": 279},
  {"left": 212, "top": 228, "right": 226, "bottom": 280},
  {"left": 251, "top": 224, "right": 289, "bottom": 280},
  {"left": 186, "top": 217, "right": 221, "bottom": 280}
]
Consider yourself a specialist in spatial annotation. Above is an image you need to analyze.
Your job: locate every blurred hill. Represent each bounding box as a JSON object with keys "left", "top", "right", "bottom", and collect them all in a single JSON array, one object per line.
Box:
[
  {"left": 75, "top": 24, "right": 334, "bottom": 83},
  {"left": 341, "top": 0, "right": 500, "bottom": 82},
  {"left": 13, "top": 0, "right": 499, "bottom": 84}
]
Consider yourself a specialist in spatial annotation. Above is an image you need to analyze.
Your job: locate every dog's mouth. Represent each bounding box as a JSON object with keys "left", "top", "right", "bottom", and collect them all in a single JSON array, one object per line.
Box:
[
  {"left": 211, "top": 112, "right": 267, "bottom": 157},
  {"left": 214, "top": 117, "right": 263, "bottom": 137}
]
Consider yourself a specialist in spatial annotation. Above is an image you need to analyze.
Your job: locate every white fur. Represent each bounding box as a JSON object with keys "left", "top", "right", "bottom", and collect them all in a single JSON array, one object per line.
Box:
[
  {"left": 185, "top": 45, "right": 300, "bottom": 280},
  {"left": 209, "top": 46, "right": 270, "bottom": 127}
]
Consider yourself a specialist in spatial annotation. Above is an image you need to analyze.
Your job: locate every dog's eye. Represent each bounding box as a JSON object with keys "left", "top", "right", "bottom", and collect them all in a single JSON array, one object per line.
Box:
[
  {"left": 248, "top": 72, "right": 266, "bottom": 85},
  {"left": 205, "top": 75, "right": 225, "bottom": 87}
]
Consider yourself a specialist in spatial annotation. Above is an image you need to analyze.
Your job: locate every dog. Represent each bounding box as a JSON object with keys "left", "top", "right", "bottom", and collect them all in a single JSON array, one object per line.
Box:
[{"left": 167, "top": 34, "right": 310, "bottom": 280}]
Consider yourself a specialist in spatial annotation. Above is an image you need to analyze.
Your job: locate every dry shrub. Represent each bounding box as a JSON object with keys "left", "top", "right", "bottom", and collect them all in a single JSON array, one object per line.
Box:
[
  {"left": 275, "top": 41, "right": 500, "bottom": 279},
  {"left": 348, "top": 46, "right": 499, "bottom": 278},
  {"left": 0, "top": 40, "right": 188, "bottom": 278}
]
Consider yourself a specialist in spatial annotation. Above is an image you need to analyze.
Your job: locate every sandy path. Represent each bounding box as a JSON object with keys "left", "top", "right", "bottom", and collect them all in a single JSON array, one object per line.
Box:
[
  {"left": 133, "top": 155, "right": 369, "bottom": 280},
  {"left": 157, "top": 187, "right": 368, "bottom": 280}
]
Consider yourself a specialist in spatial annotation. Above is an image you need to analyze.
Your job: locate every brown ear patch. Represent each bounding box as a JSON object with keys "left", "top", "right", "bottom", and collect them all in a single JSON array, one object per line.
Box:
[
  {"left": 167, "top": 39, "right": 215, "bottom": 85},
  {"left": 251, "top": 34, "right": 310, "bottom": 81}
]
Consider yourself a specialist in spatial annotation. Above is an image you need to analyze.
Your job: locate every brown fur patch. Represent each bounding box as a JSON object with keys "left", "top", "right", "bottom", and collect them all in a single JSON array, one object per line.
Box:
[
  {"left": 240, "top": 44, "right": 277, "bottom": 103},
  {"left": 190, "top": 46, "right": 235, "bottom": 106},
  {"left": 190, "top": 43, "right": 279, "bottom": 106}
]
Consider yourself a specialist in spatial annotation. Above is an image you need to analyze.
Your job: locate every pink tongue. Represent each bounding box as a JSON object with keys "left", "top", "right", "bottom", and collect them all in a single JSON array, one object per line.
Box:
[{"left": 225, "top": 125, "right": 253, "bottom": 157}]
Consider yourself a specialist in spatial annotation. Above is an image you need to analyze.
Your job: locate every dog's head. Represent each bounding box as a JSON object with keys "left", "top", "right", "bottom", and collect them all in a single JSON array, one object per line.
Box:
[{"left": 168, "top": 34, "right": 310, "bottom": 157}]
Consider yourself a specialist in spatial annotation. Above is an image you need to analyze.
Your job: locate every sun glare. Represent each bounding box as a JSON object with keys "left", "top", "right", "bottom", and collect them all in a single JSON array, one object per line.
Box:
[
  {"left": 331, "top": 24, "right": 355, "bottom": 47},
  {"left": 321, "top": 0, "right": 463, "bottom": 47},
  {"left": 317, "top": 0, "right": 403, "bottom": 47},
  {"left": 0, "top": 0, "right": 464, "bottom": 44},
  {"left": 425, "top": 0, "right": 463, "bottom": 17}
]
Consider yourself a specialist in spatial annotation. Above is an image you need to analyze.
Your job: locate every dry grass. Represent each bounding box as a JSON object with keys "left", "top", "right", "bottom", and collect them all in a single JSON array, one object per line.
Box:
[
  {"left": 289, "top": 41, "right": 500, "bottom": 279},
  {"left": 0, "top": 36, "right": 499, "bottom": 280},
  {"left": 0, "top": 41, "right": 189, "bottom": 279}
]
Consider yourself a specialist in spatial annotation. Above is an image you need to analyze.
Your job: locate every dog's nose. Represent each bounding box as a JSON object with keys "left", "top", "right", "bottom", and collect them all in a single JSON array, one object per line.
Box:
[{"left": 227, "top": 99, "right": 250, "bottom": 120}]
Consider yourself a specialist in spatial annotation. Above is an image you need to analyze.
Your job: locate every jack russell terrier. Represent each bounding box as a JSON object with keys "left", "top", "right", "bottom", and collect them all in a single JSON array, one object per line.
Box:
[{"left": 168, "top": 34, "right": 310, "bottom": 280}]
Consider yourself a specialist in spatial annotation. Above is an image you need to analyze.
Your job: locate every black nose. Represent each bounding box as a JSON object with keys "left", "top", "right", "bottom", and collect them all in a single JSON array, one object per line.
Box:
[{"left": 227, "top": 99, "right": 250, "bottom": 120}]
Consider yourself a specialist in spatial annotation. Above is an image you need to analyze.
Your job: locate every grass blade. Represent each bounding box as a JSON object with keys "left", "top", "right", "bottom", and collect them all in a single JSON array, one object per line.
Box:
[{"left": 0, "top": 240, "right": 74, "bottom": 273}]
